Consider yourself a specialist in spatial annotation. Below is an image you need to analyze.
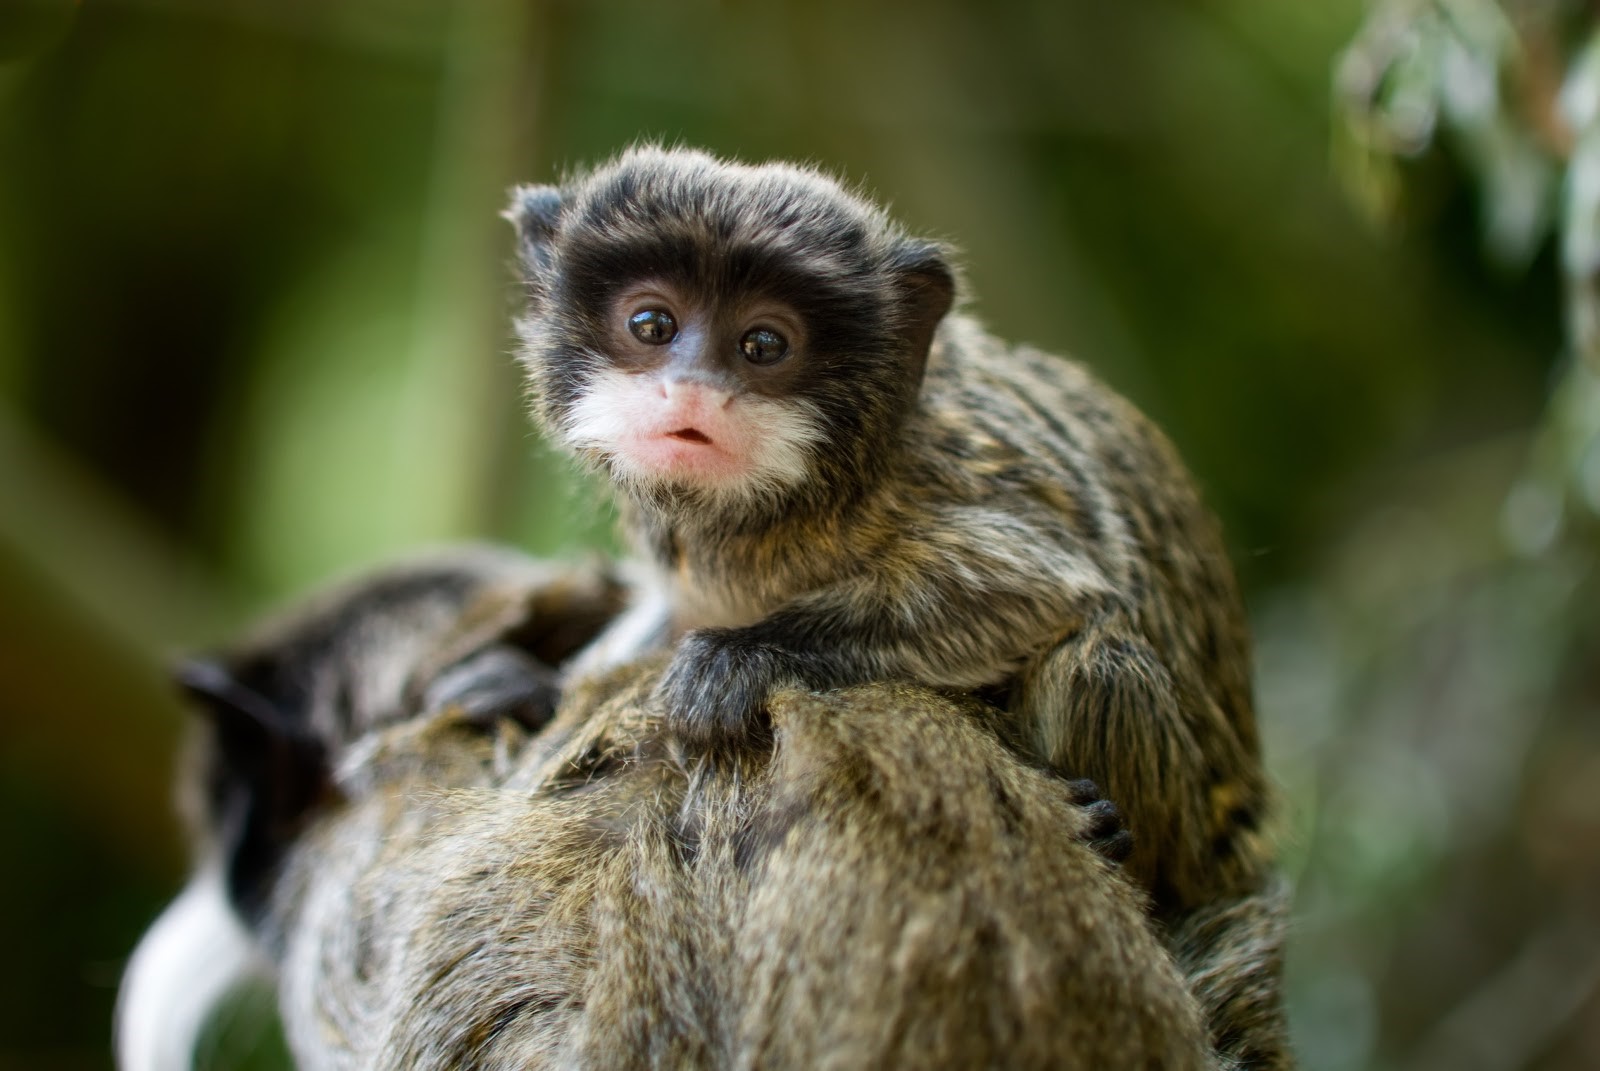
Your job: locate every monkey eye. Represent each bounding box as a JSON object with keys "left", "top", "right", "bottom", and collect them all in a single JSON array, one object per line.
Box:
[
  {"left": 628, "top": 309, "right": 678, "bottom": 345},
  {"left": 739, "top": 327, "right": 789, "bottom": 366}
]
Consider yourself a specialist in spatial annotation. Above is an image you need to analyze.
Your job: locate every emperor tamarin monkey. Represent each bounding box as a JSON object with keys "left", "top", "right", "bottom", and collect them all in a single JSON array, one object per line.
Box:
[
  {"left": 507, "top": 146, "right": 1291, "bottom": 1067},
  {"left": 118, "top": 547, "right": 1220, "bottom": 1071},
  {"left": 115, "top": 547, "right": 626, "bottom": 1071}
]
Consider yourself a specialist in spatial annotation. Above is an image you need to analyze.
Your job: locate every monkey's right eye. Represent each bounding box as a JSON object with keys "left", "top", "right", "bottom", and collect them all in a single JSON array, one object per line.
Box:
[{"left": 628, "top": 309, "right": 678, "bottom": 345}]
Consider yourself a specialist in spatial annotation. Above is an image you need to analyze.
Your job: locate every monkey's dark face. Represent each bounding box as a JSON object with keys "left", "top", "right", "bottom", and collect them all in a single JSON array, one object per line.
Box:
[
  {"left": 508, "top": 147, "right": 956, "bottom": 522},
  {"left": 558, "top": 279, "right": 827, "bottom": 504}
]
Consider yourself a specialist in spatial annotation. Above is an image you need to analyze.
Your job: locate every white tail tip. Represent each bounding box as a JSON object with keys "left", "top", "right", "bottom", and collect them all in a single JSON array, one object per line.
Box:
[{"left": 115, "top": 865, "right": 260, "bottom": 1071}]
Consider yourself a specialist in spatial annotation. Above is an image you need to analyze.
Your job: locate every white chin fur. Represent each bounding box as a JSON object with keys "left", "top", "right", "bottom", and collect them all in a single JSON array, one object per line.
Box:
[
  {"left": 116, "top": 864, "right": 261, "bottom": 1071},
  {"left": 560, "top": 367, "right": 825, "bottom": 508}
]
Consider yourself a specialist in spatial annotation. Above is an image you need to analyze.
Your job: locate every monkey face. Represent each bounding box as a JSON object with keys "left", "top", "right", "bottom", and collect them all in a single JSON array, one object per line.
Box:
[
  {"left": 507, "top": 147, "right": 957, "bottom": 521},
  {"left": 555, "top": 280, "right": 828, "bottom": 503}
]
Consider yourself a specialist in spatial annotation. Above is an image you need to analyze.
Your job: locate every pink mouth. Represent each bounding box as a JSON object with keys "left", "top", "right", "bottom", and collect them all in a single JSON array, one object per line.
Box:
[{"left": 620, "top": 424, "right": 743, "bottom": 484}]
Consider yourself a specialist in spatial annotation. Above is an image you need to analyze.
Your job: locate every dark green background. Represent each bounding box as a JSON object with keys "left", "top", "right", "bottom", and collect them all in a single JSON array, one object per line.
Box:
[{"left": 2, "top": 1, "right": 1594, "bottom": 1068}]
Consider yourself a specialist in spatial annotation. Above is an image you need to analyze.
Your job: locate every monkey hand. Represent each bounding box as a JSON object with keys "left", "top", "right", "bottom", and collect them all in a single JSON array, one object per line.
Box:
[
  {"left": 1063, "top": 778, "right": 1134, "bottom": 865},
  {"left": 424, "top": 644, "right": 563, "bottom": 734},
  {"left": 654, "top": 628, "right": 806, "bottom": 753}
]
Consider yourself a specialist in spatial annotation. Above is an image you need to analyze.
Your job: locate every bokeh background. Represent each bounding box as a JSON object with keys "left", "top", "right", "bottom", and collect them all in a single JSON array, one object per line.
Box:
[{"left": 3, "top": 0, "right": 1598, "bottom": 1068}]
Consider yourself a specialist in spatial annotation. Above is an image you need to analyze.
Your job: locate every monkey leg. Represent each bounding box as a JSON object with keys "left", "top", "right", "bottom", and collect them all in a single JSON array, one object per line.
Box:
[
  {"left": 1013, "top": 622, "right": 1291, "bottom": 1070},
  {"left": 1167, "top": 876, "right": 1295, "bottom": 1071},
  {"left": 1012, "top": 617, "right": 1267, "bottom": 907}
]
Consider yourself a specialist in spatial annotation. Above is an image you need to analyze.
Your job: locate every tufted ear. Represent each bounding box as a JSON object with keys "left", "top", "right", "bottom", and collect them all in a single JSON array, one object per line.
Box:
[
  {"left": 891, "top": 240, "right": 957, "bottom": 382},
  {"left": 503, "top": 184, "right": 565, "bottom": 278}
]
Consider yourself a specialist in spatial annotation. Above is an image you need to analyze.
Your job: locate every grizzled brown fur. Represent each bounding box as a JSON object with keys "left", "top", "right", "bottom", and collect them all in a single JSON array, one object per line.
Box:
[
  {"left": 152, "top": 551, "right": 1216, "bottom": 1069},
  {"left": 122, "top": 549, "right": 1291, "bottom": 1070},
  {"left": 171, "top": 546, "right": 626, "bottom": 924},
  {"left": 509, "top": 147, "right": 1290, "bottom": 1067},
  {"left": 271, "top": 669, "right": 1222, "bottom": 1071}
]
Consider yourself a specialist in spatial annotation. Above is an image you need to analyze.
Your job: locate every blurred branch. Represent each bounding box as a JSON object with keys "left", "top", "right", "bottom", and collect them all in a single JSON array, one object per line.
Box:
[
  {"left": 387, "top": 0, "right": 546, "bottom": 539},
  {"left": 221, "top": 0, "right": 556, "bottom": 593},
  {"left": 1337, "top": 0, "right": 1600, "bottom": 552},
  {"left": 1263, "top": 8, "right": 1600, "bottom": 1069},
  {"left": 1335, "top": 0, "right": 1556, "bottom": 264}
]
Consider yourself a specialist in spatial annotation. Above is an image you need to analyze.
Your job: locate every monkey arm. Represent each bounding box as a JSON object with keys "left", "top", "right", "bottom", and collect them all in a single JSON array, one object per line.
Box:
[
  {"left": 656, "top": 503, "right": 1123, "bottom": 753},
  {"left": 1013, "top": 628, "right": 1291, "bottom": 1070},
  {"left": 660, "top": 503, "right": 1271, "bottom": 901},
  {"left": 1013, "top": 618, "right": 1272, "bottom": 913}
]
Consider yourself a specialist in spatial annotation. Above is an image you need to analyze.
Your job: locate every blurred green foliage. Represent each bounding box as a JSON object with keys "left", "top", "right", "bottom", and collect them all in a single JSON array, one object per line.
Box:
[{"left": 1, "top": 0, "right": 1595, "bottom": 1068}]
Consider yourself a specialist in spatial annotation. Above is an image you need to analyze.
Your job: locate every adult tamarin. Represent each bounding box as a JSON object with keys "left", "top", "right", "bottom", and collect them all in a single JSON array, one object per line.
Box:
[
  {"left": 508, "top": 146, "right": 1290, "bottom": 1067},
  {"left": 115, "top": 548, "right": 1215, "bottom": 1071}
]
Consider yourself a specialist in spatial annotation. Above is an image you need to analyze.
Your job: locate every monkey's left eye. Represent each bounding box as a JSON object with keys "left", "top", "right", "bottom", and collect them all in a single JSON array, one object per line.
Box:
[
  {"left": 629, "top": 309, "right": 678, "bottom": 345},
  {"left": 739, "top": 327, "right": 789, "bottom": 366}
]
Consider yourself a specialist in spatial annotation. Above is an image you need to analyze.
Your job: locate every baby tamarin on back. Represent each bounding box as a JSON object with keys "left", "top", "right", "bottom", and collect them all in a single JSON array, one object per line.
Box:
[{"left": 508, "top": 146, "right": 1272, "bottom": 920}]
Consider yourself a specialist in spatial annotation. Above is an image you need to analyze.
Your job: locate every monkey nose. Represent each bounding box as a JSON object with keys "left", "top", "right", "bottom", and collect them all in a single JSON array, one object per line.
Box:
[{"left": 661, "top": 377, "right": 734, "bottom": 409}]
